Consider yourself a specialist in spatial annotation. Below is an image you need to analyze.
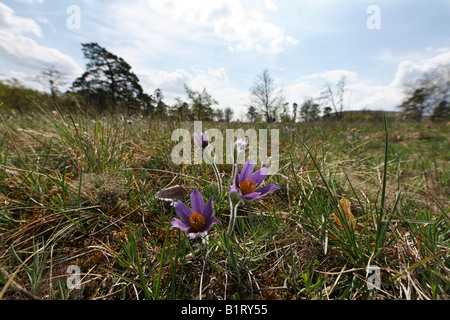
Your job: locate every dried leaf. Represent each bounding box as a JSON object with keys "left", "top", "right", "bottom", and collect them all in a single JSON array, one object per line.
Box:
[
  {"left": 333, "top": 197, "right": 356, "bottom": 230},
  {"left": 155, "top": 185, "right": 188, "bottom": 203}
]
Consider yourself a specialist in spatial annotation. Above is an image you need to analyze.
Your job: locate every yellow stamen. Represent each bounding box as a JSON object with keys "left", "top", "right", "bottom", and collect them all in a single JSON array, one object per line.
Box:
[
  {"left": 239, "top": 178, "right": 257, "bottom": 195},
  {"left": 189, "top": 212, "right": 206, "bottom": 231}
]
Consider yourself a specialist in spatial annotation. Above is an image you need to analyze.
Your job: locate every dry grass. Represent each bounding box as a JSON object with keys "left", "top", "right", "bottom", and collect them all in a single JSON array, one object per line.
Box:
[{"left": 0, "top": 111, "right": 448, "bottom": 300}]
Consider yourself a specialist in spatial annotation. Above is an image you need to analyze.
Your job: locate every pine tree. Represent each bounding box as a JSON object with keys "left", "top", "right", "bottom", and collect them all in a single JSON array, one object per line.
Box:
[
  {"left": 399, "top": 88, "right": 427, "bottom": 121},
  {"left": 72, "top": 42, "right": 148, "bottom": 111},
  {"left": 246, "top": 105, "right": 258, "bottom": 122},
  {"left": 300, "top": 99, "right": 320, "bottom": 122}
]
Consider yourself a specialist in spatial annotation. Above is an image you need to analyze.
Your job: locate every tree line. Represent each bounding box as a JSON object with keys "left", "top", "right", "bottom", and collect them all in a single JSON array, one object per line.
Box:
[
  {"left": 1, "top": 42, "right": 448, "bottom": 122},
  {"left": 247, "top": 69, "right": 346, "bottom": 123}
]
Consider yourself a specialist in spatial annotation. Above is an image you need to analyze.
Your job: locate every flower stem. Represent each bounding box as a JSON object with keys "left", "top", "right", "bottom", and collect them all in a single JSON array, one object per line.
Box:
[
  {"left": 227, "top": 197, "right": 241, "bottom": 236},
  {"left": 204, "top": 145, "right": 222, "bottom": 195},
  {"left": 211, "top": 161, "right": 222, "bottom": 195}
]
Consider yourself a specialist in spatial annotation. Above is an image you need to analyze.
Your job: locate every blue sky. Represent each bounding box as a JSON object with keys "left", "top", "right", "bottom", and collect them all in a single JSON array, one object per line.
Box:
[{"left": 1, "top": 0, "right": 450, "bottom": 118}]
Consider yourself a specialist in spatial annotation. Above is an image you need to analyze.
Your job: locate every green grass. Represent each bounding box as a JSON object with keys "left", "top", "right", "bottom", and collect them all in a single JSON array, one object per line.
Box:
[{"left": 0, "top": 109, "right": 448, "bottom": 300}]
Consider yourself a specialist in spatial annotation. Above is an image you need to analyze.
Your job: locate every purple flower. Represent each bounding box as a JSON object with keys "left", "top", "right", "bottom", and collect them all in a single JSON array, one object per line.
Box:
[
  {"left": 235, "top": 136, "right": 248, "bottom": 153},
  {"left": 229, "top": 159, "right": 280, "bottom": 200},
  {"left": 192, "top": 130, "right": 209, "bottom": 149},
  {"left": 284, "top": 127, "right": 297, "bottom": 134},
  {"left": 170, "top": 188, "right": 217, "bottom": 239}
]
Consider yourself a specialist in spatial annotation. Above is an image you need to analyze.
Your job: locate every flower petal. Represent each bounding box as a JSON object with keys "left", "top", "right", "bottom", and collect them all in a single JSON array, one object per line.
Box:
[
  {"left": 250, "top": 166, "right": 269, "bottom": 186},
  {"left": 229, "top": 184, "right": 242, "bottom": 195},
  {"left": 192, "top": 132, "right": 201, "bottom": 147},
  {"left": 206, "top": 215, "right": 218, "bottom": 230},
  {"left": 190, "top": 188, "right": 205, "bottom": 214},
  {"left": 203, "top": 195, "right": 214, "bottom": 221},
  {"left": 170, "top": 218, "right": 193, "bottom": 233},
  {"left": 234, "top": 164, "right": 240, "bottom": 186},
  {"left": 188, "top": 230, "right": 206, "bottom": 239},
  {"left": 173, "top": 201, "right": 192, "bottom": 224},
  {"left": 255, "top": 184, "right": 280, "bottom": 197},
  {"left": 242, "top": 192, "right": 261, "bottom": 200},
  {"left": 240, "top": 160, "right": 255, "bottom": 182}
]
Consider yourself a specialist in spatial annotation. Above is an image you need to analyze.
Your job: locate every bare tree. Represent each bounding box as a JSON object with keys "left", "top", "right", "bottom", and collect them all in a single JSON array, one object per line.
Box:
[
  {"left": 35, "top": 65, "right": 67, "bottom": 102},
  {"left": 249, "top": 69, "right": 285, "bottom": 123},
  {"left": 319, "top": 75, "right": 346, "bottom": 118}
]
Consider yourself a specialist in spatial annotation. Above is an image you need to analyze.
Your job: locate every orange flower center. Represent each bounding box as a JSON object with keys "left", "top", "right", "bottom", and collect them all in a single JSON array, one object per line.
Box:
[
  {"left": 189, "top": 212, "right": 206, "bottom": 231},
  {"left": 239, "top": 178, "right": 257, "bottom": 195}
]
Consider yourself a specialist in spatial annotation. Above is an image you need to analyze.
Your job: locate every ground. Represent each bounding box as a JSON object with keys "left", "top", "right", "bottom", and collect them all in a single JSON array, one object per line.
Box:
[{"left": 0, "top": 110, "right": 448, "bottom": 300}]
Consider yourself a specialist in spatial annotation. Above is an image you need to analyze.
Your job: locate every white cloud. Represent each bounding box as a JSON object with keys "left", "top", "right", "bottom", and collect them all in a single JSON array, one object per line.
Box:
[
  {"left": 283, "top": 81, "right": 313, "bottom": 101},
  {"left": 138, "top": 67, "right": 230, "bottom": 99},
  {"left": 0, "top": 3, "right": 41, "bottom": 37},
  {"left": 142, "top": 0, "right": 296, "bottom": 54},
  {"left": 305, "top": 69, "right": 358, "bottom": 83},
  {"left": 390, "top": 50, "right": 450, "bottom": 88},
  {"left": 0, "top": 3, "right": 81, "bottom": 77},
  {"left": 347, "top": 83, "right": 401, "bottom": 111},
  {"left": 139, "top": 69, "right": 193, "bottom": 96},
  {"left": 348, "top": 49, "right": 450, "bottom": 111},
  {"left": 265, "top": 0, "right": 278, "bottom": 11},
  {"left": 141, "top": 48, "right": 450, "bottom": 113},
  {"left": 137, "top": 65, "right": 247, "bottom": 115},
  {"left": 15, "top": 0, "right": 44, "bottom": 4},
  {"left": 282, "top": 49, "right": 450, "bottom": 112}
]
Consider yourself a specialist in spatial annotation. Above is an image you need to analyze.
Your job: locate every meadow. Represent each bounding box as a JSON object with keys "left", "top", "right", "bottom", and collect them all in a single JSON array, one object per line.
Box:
[{"left": 0, "top": 108, "right": 448, "bottom": 300}]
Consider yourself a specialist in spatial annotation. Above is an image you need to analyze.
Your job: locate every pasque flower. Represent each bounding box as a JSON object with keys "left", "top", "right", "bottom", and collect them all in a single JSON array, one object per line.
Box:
[
  {"left": 192, "top": 129, "right": 222, "bottom": 193},
  {"left": 170, "top": 188, "right": 217, "bottom": 239},
  {"left": 229, "top": 159, "right": 280, "bottom": 200},
  {"left": 234, "top": 136, "right": 248, "bottom": 153},
  {"left": 227, "top": 159, "right": 279, "bottom": 235},
  {"left": 192, "top": 130, "right": 209, "bottom": 149}
]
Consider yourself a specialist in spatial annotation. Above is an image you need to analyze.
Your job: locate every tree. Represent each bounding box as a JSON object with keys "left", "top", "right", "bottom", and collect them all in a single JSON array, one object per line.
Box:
[
  {"left": 184, "top": 84, "right": 218, "bottom": 121},
  {"left": 431, "top": 100, "right": 449, "bottom": 120},
  {"left": 300, "top": 98, "right": 321, "bottom": 122},
  {"left": 214, "top": 108, "right": 225, "bottom": 122},
  {"left": 224, "top": 107, "right": 234, "bottom": 122},
  {"left": 0, "top": 79, "right": 45, "bottom": 114},
  {"left": 173, "top": 97, "right": 191, "bottom": 121},
  {"left": 35, "top": 65, "right": 67, "bottom": 103},
  {"left": 249, "top": 69, "right": 285, "bottom": 123},
  {"left": 279, "top": 100, "right": 291, "bottom": 122},
  {"left": 323, "top": 106, "right": 332, "bottom": 118},
  {"left": 399, "top": 65, "right": 450, "bottom": 121},
  {"left": 72, "top": 42, "right": 148, "bottom": 111},
  {"left": 152, "top": 88, "right": 167, "bottom": 117},
  {"left": 319, "top": 75, "right": 346, "bottom": 118},
  {"left": 400, "top": 88, "right": 428, "bottom": 121},
  {"left": 246, "top": 105, "right": 258, "bottom": 122},
  {"left": 292, "top": 103, "right": 298, "bottom": 122}
]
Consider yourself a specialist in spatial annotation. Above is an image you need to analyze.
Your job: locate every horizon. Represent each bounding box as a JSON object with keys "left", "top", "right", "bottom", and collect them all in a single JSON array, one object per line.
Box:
[{"left": 1, "top": 1, "right": 449, "bottom": 119}]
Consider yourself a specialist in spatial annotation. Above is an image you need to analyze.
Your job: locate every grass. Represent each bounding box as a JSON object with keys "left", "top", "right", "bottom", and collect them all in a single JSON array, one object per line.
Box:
[{"left": 0, "top": 107, "right": 448, "bottom": 300}]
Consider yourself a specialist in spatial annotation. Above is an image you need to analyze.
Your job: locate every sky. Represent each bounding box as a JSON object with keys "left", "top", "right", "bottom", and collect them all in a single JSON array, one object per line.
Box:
[{"left": 1, "top": 0, "right": 450, "bottom": 119}]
